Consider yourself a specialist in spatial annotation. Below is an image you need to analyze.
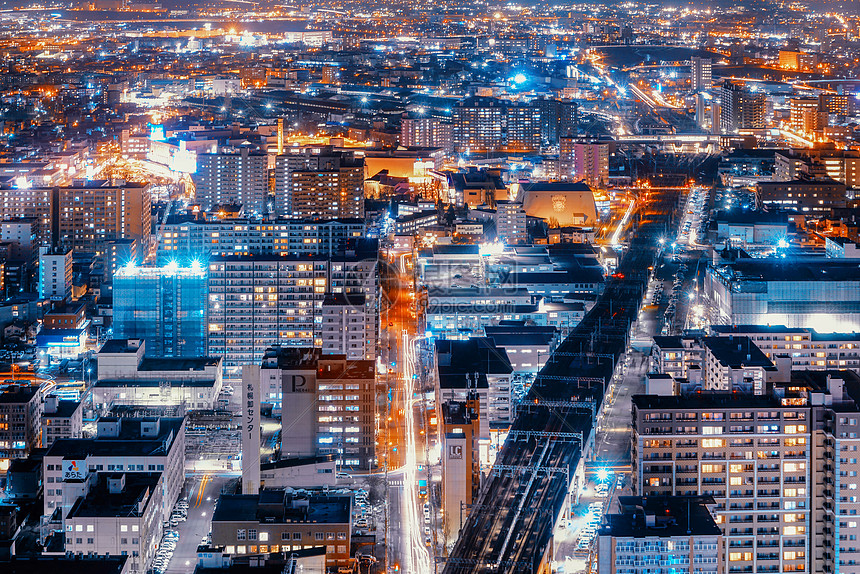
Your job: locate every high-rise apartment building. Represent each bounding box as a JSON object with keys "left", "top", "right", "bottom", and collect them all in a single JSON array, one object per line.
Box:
[
  {"left": 720, "top": 80, "right": 766, "bottom": 133},
  {"left": 320, "top": 293, "right": 373, "bottom": 361},
  {"left": 157, "top": 217, "right": 365, "bottom": 264},
  {"left": 452, "top": 97, "right": 541, "bottom": 154},
  {"left": 494, "top": 200, "right": 528, "bottom": 244},
  {"left": 207, "top": 252, "right": 378, "bottom": 374},
  {"left": 194, "top": 148, "right": 269, "bottom": 215},
  {"left": 532, "top": 97, "right": 579, "bottom": 145},
  {"left": 790, "top": 97, "right": 827, "bottom": 134},
  {"left": 633, "top": 370, "right": 860, "bottom": 574},
  {"left": 273, "top": 148, "right": 365, "bottom": 219},
  {"left": 690, "top": 56, "right": 713, "bottom": 92},
  {"left": 452, "top": 97, "right": 505, "bottom": 154},
  {"left": 559, "top": 138, "right": 610, "bottom": 187},
  {"left": 400, "top": 115, "right": 453, "bottom": 153},
  {"left": 0, "top": 181, "right": 151, "bottom": 254},
  {"left": 113, "top": 263, "right": 208, "bottom": 358},
  {"left": 504, "top": 101, "right": 541, "bottom": 152}
]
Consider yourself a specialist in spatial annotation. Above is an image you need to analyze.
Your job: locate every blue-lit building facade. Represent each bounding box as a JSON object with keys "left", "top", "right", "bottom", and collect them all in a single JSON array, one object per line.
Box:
[{"left": 113, "top": 263, "right": 208, "bottom": 357}]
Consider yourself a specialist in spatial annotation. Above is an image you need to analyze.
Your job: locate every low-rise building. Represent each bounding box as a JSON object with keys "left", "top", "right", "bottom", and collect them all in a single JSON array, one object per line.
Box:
[
  {"left": 64, "top": 472, "right": 163, "bottom": 574},
  {"left": 210, "top": 490, "right": 351, "bottom": 570},
  {"left": 41, "top": 395, "right": 83, "bottom": 448},
  {"left": 0, "top": 384, "right": 42, "bottom": 472},
  {"left": 42, "top": 417, "right": 185, "bottom": 523},
  {"left": 93, "top": 339, "right": 223, "bottom": 413}
]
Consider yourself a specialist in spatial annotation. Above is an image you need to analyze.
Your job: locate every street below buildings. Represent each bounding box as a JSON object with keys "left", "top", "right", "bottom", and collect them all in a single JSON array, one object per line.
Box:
[{"left": 164, "top": 475, "right": 229, "bottom": 574}]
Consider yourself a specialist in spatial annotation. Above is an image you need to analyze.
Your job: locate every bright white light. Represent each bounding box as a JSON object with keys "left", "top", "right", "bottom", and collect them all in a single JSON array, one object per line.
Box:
[
  {"left": 513, "top": 73, "right": 527, "bottom": 84},
  {"left": 479, "top": 241, "right": 505, "bottom": 256},
  {"left": 777, "top": 238, "right": 789, "bottom": 249},
  {"left": 165, "top": 260, "right": 179, "bottom": 274},
  {"left": 597, "top": 468, "right": 611, "bottom": 481}
]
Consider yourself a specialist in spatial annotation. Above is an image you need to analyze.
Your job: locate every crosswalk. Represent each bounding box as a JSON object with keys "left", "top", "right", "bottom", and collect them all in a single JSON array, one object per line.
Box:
[{"left": 389, "top": 479, "right": 404, "bottom": 486}]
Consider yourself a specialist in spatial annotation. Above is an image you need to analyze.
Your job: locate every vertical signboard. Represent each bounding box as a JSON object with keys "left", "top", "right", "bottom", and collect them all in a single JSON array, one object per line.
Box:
[{"left": 241, "top": 365, "right": 261, "bottom": 494}]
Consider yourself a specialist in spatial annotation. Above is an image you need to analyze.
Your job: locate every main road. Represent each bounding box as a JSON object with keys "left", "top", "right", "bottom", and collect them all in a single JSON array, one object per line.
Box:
[{"left": 381, "top": 244, "right": 431, "bottom": 574}]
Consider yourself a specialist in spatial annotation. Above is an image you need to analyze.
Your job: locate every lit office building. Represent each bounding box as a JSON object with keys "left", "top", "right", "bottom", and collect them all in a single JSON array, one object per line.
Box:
[
  {"left": 113, "top": 263, "right": 208, "bottom": 358},
  {"left": 249, "top": 347, "right": 376, "bottom": 469}
]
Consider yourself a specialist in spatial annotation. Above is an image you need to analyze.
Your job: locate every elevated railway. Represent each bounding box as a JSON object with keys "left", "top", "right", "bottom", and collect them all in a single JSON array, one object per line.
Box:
[{"left": 442, "top": 187, "right": 684, "bottom": 573}]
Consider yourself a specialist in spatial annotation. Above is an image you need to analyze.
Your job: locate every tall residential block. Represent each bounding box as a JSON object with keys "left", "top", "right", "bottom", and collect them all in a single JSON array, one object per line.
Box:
[
  {"left": 691, "top": 56, "right": 713, "bottom": 92},
  {"left": 400, "top": 115, "right": 453, "bottom": 154},
  {"left": 0, "top": 181, "right": 151, "bottom": 254},
  {"left": 559, "top": 138, "right": 610, "bottom": 187},
  {"left": 633, "top": 370, "right": 860, "bottom": 574},
  {"left": 720, "top": 80, "right": 766, "bottom": 133},
  {"left": 273, "top": 147, "right": 364, "bottom": 219},
  {"left": 207, "top": 252, "right": 378, "bottom": 374},
  {"left": 194, "top": 148, "right": 269, "bottom": 215}
]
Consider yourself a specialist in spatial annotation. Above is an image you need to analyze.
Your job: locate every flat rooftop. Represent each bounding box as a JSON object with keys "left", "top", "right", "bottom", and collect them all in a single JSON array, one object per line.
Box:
[
  {"left": 68, "top": 473, "right": 160, "bottom": 518},
  {"left": 138, "top": 357, "right": 220, "bottom": 371},
  {"left": 702, "top": 336, "right": 773, "bottom": 368},
  {"left": 601, "top": 496, "right": 720, "bottom": 538},
  {"left": 212, "top": 492, "right": 350, "bottom": 524}
]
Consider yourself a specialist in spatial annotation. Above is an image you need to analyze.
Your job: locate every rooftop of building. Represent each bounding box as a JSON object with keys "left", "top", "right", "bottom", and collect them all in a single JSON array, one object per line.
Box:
[
  {"left": 702, "top": 336, "right": 774, "bottom": 368},
  {"left": 710, "top": 324, "right": 809, "bottom": 335},
  {"left": 67, "top": 472, "right": 160, "bottom": 518},
  {"left": 260, "top": 347, "right": 374, "bottom": 378},
  {"left": 99, "top": 339, "right": 147, "bottom": 354},
  {"left": 42, "top": 398, "right": 82, "bottom": 418},
  {"left": 0, "top": 556, "right": 129, "bottom": 574},
  {"left": 601, "top": 496, "right": 720, "bottom": 539},
  {"left": 632, "top": 391, "right": 786, "bottom": 411},
  {"left": 138, "top": 357, "right": 221, "bottom": 371},
  {"left": 520, "top": 181, "right": 593, "bottom": 192},
  {"left": 442, "top": 399, "right": 479, "bottom": 425},
  {"left": 0, "top": 385, "right": 39, "bottom": 404},
  {"left": 260, "top": 455, "right": 335, "bottom": 472},
  {"left": 713, "top": 259, "right": 860, "bottom": 282},
  {"left": 321, "top": 292, "right": 366, "bottom": 306},
  {"left": 435, "top": 337, "right": 513, "bottom": 376},
  {"left": 45, "top": 417, "right": 184, "bottom": 459},
  {"left": 94, "top": 378, "right": 216, "bottom": 388},
  {"left": 714, "top": 210, "right": 788, "bottom": 225},
  {"left": 212, "top": 491, "right": 350, "bottom": 525}
]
